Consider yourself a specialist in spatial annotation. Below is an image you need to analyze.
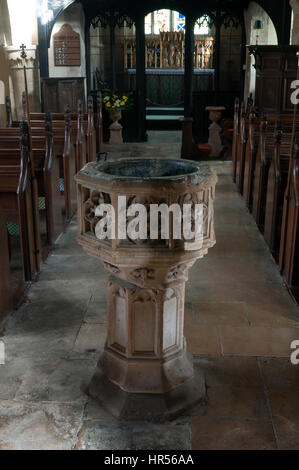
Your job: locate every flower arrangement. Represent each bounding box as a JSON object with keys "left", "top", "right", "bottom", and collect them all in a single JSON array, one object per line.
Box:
[{"left": 102, "top": 90, "right": 134, "bottom": 114}]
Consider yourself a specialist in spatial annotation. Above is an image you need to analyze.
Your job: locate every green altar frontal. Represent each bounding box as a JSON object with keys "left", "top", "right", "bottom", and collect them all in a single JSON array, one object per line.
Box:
[{"left": 128, "top": 69, "right": 215, "bottom": 106}]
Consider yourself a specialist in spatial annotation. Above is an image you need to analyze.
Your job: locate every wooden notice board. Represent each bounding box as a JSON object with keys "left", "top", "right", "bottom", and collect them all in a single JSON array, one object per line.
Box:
[{"left": 54, "top": 24, "right": 81, "bottom": 67}]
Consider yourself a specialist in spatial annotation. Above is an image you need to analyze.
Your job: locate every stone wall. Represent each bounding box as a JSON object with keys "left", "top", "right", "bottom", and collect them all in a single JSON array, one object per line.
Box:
[
  {"left": 48, "top": 2, "right": 86, "bottom": 80},
  {"left": 0, "top": 0, "right": 40, "bottom": 122},
  {"left": 290, "top": 0, "right": 299, "bottom": 44}
]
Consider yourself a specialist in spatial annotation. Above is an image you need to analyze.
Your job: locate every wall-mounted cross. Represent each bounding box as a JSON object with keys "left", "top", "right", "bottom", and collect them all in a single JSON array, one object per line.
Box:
[{"left": 20, "top": 43, "right": 27, "bottom": 60}]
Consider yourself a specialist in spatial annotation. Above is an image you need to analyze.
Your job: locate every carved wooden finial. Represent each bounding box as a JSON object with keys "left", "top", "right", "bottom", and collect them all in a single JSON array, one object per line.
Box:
[
  {"left": 261, "top": 113, "right": 267, "bottom": 132},
  {"left": 88, "top": 95, "right": 94, "bottom": 112},
  {"left": 275, "top": 120, "right": 282, "bottom": 144},
  {"left": 20, "top": 120, "right": 29, "bottom": 149},
  {"left": 88, "top": 95, "right": 94, "bottom": 131},
  {"left": 249, "top": 109, "right": 255, "bottom": 122},
  {"left": 248, "top": 92, "right": 253, "bottom": 107},
  {"left": 78, "top": 99, "right": 83, "bottom": 115},
  {"left": 64, "top": 104, "right": 71, "bottom": 129},
  {"left": 45, "top": 111, "right": 53, "bottom": 136},
  {"left": 6, "top": 96, "right": 12, "bottom": 127},
  {"left": 22, "top": 91, "right": 28, "bottom": 120}
]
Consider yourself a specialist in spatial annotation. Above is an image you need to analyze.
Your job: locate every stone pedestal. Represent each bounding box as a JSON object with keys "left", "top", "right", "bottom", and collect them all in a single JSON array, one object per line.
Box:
[
  {"left": 109, "top": 110, "right": 123, "bottom": 144},
  {"left": 206, "top": 106, "right": 225, "bottom": 157},
  {"left": 75, "top": 158, "right": 217, "bottom": 420}
]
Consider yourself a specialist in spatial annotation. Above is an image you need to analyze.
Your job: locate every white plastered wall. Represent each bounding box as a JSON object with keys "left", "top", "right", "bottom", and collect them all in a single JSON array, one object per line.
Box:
[
  {"left": 48, "top": 2, "right": 86, "bottom": 79},
  {"left": 243, "top": 1, "right": 278, "bottom": 103}
]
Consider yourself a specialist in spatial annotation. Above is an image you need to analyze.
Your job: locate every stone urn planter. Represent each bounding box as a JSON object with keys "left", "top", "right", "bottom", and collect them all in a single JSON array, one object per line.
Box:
[
  {"left": 206, "top": 106, "right": 226, "bottom": 157},
  {"left": 75, "top": 158, "right": 217, "bottom": 420},
  {"left": 109, "top": 109, "right": 123, "bottom": 144}
]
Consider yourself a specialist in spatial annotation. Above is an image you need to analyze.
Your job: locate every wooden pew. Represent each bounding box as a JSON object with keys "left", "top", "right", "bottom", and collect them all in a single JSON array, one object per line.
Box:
[
  {"left": 11, "top": 102, "right": 77, "bottom": 222},
  {"left": 9, "top": 93, "right": 99, "bottom": 161},
  {"left": 243, "top": 110, "right": 259, "bottom": 208},
  {"left": 0, "top": 121, "right": 37, "bottom": 282},
  {"left": 263, "top": 123, "right": 289, "bottom": 256},
  {"left": 252, "top": 119, "right": 291, "bottom": 231},
  {"left": 232, "top": 97, "right": 239, "bottom": 182},
  {"left": 0, "top": 214, "right": 12, "bottom": 319},
  {"left": 235, "top": 102, "right": 247, "bottom": 193},
  {"left": 278, "top": 133, "right": 299, "bottom": 298},
  {"left": 76, "top": 100, "right": 87, "bottom": 173},
  {"left": 96, "top": 91, "right": 103, "bottom": 156},
  {"left": 87, "top": 95, "right": 96, "bottom": 163},
  {"left": 0, "top": 114, "right": 64, "bottom": 251},
  {"left": 42, "top": 113, "right": 65, "bottom": 245},
  {"left": 62, "top": 106, "right": 77, "bottom": 220}
]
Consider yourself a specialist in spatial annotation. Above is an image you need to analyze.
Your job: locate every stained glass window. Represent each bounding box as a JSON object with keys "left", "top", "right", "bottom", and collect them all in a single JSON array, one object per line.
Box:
[
  {"left": 174, "top": 11, "right": 186, "bottom": 32},
  {"left": 194, "top": 16, "right": 210, "bottom": 35},
  {"left": 145, "top": 13, "right": 152, "bottom": 35},
  {"left": 154, "top": 9, "right": 170, "bottom": 34},
  {"left": 145, "top": 10, "right": 210, "bottom": 35}
]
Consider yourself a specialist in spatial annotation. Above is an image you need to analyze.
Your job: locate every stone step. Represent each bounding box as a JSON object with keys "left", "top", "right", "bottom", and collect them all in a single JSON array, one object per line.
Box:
[
  {"left": 146, "top": 115, "right": 184, "bottom": 121},
  {"left": 146, "top": 107, "right": 184, "bottom": 116}
]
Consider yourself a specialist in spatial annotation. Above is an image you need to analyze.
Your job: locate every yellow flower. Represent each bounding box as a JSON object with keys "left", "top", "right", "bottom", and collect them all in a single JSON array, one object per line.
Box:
[
  {"left": 106, "top": 102, "right": 111, "bottom": 108},
  {"left": 121, "top": 101, "right": 125, "bottom": 106}
]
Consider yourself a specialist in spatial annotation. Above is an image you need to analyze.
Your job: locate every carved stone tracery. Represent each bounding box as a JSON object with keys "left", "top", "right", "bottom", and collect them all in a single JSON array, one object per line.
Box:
[{"left": 83, "top": 189, "right": 111, "bottom": 235}]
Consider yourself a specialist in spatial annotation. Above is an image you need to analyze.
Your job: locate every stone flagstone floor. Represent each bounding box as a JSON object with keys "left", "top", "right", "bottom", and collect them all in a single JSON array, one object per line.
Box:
[{"left": 0, "top": 132, "right": 299, "bottom": 449}]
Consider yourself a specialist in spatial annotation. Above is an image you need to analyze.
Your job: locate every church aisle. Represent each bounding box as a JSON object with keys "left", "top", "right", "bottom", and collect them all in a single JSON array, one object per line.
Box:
[{"left": 0, "top": 160, "right": 298, "bottom": 449}]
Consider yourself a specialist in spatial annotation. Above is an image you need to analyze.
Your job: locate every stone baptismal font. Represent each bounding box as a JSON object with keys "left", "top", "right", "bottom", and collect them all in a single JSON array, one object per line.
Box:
[{"left": 75, "top": 158, "right": 217, "bottom": 420}]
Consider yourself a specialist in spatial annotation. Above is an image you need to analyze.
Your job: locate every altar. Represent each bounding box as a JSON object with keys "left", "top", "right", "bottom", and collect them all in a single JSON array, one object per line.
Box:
[
  {"left": 127, "top": 68, "right": 215, "bottom": 106},
  {"left": 124, "top": 31, "right": 215, "bottom": 106}
]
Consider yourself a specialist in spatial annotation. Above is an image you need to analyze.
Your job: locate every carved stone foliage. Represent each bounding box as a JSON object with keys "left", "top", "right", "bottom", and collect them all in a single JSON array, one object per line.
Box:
[
  {"left": 129, "top": 267, "right": 155, "bottom": 283},
  {"left": 103, "top": 262, "right": 121, "bottom": 275},
  {"left": 168, "top": 262, "right": 193, "bottom": 281},
  {"left": 83, "top": 189, "right": 111, "bottom": 235},
  {"left": 7, "top": 48, "right": 39, "bottom": 70}
]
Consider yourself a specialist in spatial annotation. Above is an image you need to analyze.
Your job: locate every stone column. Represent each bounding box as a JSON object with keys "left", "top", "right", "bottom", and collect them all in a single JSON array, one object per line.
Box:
[
  {"left": 184, "top": 16, "right": 195, "bottom": 117},
  {"left": 97, "top": 268, "right": 194, "bottom": 395},
  {"left": 135, "top": 14, "right": 146, "bottom": 141},
  {"left": 291, "top": 0, "right": 299, "bottom": 45}
]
